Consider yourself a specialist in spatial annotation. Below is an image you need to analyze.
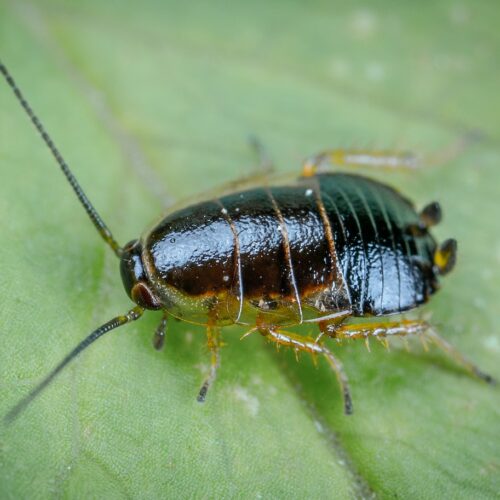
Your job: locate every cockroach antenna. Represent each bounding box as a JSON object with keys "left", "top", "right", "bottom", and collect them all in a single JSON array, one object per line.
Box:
[
  {"left": 0, "top": 60, "right": 122, "bottom": 256},
  {"left": 1, "top": 60, "right": 144, "bottom": 424},
  {"left": 4, "top": 307, "right": 144, "bottom": 424}
]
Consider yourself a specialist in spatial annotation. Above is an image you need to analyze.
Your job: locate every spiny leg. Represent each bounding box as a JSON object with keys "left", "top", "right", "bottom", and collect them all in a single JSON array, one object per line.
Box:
[
  {"left": 152, "top": 313, "right": 168, "bottom": 350},
  {"left": 259, "top": 327, "right": 353, "bottom": 415},
  {"left": 322, "top": 319, "right": 428, "bottom": 341},
  {"left": 323, "top": 319, "right": 495, "bottom": 384},
  {"left": 302, "top": 148, "right": 419, "bottom": 177},
  {"left": 424, "top": 327, "right": 494, "bottom": 384},
  {"left": 197, "top": 325, "right": 222, "bottom": 402},
  {"left": 301, "top": 132, "right": 480, "bottom": 177}
]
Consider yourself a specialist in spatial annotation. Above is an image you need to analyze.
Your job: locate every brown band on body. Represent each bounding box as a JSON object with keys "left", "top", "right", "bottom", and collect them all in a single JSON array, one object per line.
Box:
[
  {"left": 265, "top": 187, "right": 304, "bottom": 323},
  {"left": 309, "top": 177, "right": 347, "bottom": 297},
  {"left": 214, "top": 197, "right": 244, "bottom": 323}
]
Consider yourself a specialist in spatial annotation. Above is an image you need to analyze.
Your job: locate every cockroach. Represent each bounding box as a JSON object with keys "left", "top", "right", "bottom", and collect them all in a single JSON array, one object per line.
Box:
[{"left": 1, "top": 61, "right": 494, "bottom": 422}]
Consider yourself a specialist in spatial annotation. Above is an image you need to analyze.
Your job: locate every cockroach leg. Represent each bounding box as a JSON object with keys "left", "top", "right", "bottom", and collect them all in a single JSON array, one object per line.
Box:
[
  {"left": 240, "top": 327, "right": 257, "bottom": 341},
  {"left": 152, "top": 313, "right": 168, "bottom": 350},
  {"left": 248, "top": 134, "right": 275, "bottom": 174},
  {"left": 423, "top": 130, "right": 484, "bottom": 167},
  {"left": 322, "top": 319, "right": 429, "bottom": 340},
  {"left": 302, "top": 148, "right": 419, "bottom": 177},
  {"left": 320, "top": 342, "right": 353, "bottom": 415},
  {"left": 314, "top": 330, "right": 325, "bottom": 344},
  {"left": 324, "top": 320, "right": 495, "bottom": 384},
  {"left": 402, "top": 337, "right": 411, "bottom": 352},
  {"left": 377, "top": 337, "right": 391, "bottom": 351},
  {"left": 260, "top": 327, "right": 353, "bottom": 415},
  {"left": 364, "top": 337, "right": 371, "bottom": 352},
  {"left": 301, "top": 132, "right": 482, "bottom": 177},
  {"left": 201, "top": 137, "right": 274, "bottom": 198},
  {"left": 424, "top": 327, "right": 495, "bottom": 385},
  {"left": 197, "top": 325, "right": 221, "bottom": 403}
]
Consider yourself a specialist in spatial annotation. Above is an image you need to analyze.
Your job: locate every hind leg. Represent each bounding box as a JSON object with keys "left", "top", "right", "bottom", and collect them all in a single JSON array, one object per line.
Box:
[
  {"left": 301, "top": 132, "right": 481, "bottom": 177},
  {"left": 321, "top": 319, "right": 494, "bottom": 384},
  {"left": 302, "top": 148, "right": 419, "bottom": 176}
]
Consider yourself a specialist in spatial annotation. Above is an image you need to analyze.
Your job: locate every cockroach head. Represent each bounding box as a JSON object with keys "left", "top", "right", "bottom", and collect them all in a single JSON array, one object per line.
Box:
[{"left": 120, "top": 239, "right": 161, "bottom": 310}]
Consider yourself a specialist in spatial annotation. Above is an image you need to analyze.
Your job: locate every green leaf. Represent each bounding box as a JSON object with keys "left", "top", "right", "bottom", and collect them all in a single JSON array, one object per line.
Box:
[{"left": 1, "top": 1, "right": 499, "bottom": 498}]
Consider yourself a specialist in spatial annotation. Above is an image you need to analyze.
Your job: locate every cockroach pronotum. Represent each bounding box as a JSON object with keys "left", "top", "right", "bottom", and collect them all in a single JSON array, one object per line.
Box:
[{"left": 1, "top": 60, "right": 494, "bottom": 422}]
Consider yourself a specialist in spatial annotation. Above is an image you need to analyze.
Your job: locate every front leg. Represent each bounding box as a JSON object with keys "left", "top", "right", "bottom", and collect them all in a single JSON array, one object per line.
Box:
[
  {"left": 152, "top": 312, "right": 168, "bottom": 350},
  {"left": 197, "top": 325, "right": 222, "bottom": 402}
]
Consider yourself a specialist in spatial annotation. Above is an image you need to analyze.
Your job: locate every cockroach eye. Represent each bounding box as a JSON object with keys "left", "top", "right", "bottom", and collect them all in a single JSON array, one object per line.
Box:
[
  {"left": 119, "top": 240, "right": 161, "bottom": 310},
  {"left": 131, "top": 282, "right": 161, "bottom": 310}
]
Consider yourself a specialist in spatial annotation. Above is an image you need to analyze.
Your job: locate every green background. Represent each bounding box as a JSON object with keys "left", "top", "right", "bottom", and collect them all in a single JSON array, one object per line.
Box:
[{"left": 1, "top": 0, "right": 499, "bottom": 498}]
